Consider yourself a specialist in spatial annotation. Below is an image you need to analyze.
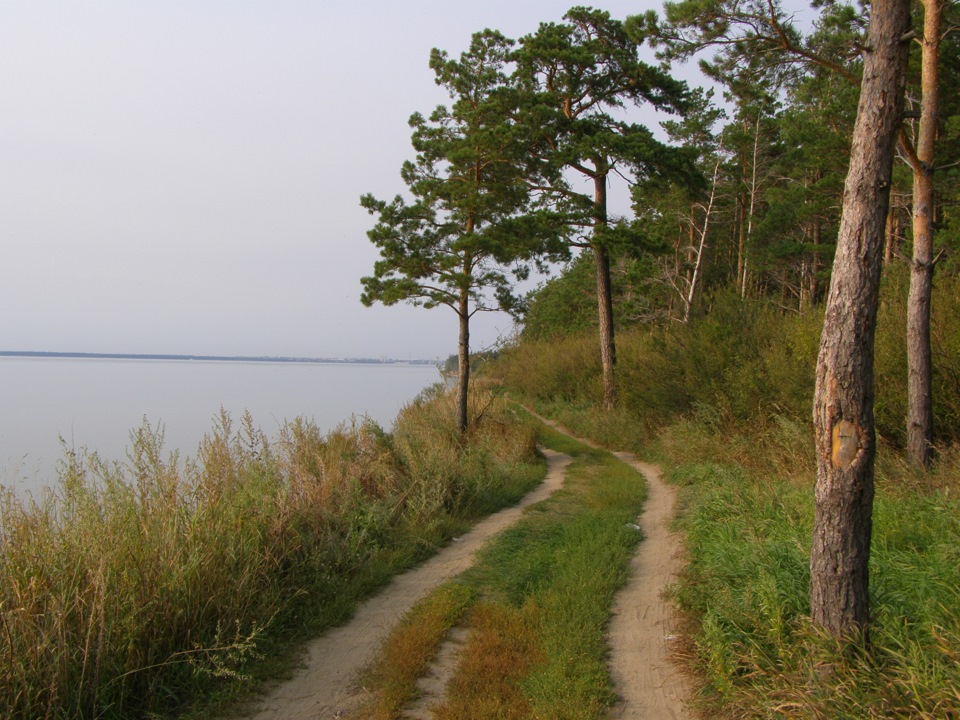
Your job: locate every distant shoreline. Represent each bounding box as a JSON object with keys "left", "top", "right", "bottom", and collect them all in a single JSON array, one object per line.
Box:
[{"left": 0, "top": 351, "right": 435, "bottom": 366}]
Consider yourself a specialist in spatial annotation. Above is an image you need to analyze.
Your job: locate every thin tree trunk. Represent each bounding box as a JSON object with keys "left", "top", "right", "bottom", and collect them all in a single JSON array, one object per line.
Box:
[
  {"left": 684, "top": 149, "right": 722, "bottom": 323},
  {"left": 740, "top": 111, "right": 762, "bottom": 300},
  {"left": 737, "top": 192, "right": 746, "bottom": 293},
  {"left": 595, "top": 246, "right": 617, "bottom": 410},
  {"left": 810, "top": 0, "right": 911, "bottom": 638},
  {"left": 905, "top": 0, "right": 941, "bottom": 468},
  {"left": 456, "top": 289, "right": 470, "bottom": 436},
  {"left": 812, "top": 224, "right": 821, "bottom": 304},
  {"left": 593, "top": 173, "right": 617, "bottom": 411},
  {"left": 884, "top": 207, "right": 896, "bottom": 265}
]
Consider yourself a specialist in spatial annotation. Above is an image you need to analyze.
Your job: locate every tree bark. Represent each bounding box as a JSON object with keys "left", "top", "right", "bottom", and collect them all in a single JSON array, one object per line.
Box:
[
  {"left": 884, "top": 206, "right": 896, "bottom": 265},
  {"left": 684, "top": 150, "right": 722, "bottom": 323},
  {"left": 905, "top": 0, "right": 942, "bottom": 468},
  {"left": 456, "top": 289, "right": 470, "bottom": 436},
  {"left": 595, "top": 245, "right": 617, "bottom": 411},
  {"left": 593, "top": 174, "right": 618, "bottom": 411},
  {"left": 737, "top": 192, "right": 746, "bottom": 294},
  {"left": 810, "top": 0, "right": 911, "bottom": 638}
]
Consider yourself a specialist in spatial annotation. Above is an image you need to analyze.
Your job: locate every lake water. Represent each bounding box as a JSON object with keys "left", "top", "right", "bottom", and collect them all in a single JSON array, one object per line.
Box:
[{"left": 0, "top": 357, "right": 440, "bottom": 496}]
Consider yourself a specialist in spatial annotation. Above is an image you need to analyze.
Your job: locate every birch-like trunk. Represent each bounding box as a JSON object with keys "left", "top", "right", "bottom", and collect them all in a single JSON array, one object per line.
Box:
[{"left": 683, "top": 149, "right": 723, "bottom": 323}]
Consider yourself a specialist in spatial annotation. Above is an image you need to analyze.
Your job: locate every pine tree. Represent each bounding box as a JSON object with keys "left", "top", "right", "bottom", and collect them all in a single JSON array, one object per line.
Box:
[
  {"left": 810, "top": 0, "right": 911, "bottom": 638},
  {"left": 361, "top": 31, "right": 560, "bottom": 434},
  {"left": 513, "top": 7, "right": 694, "bottom": 410}
]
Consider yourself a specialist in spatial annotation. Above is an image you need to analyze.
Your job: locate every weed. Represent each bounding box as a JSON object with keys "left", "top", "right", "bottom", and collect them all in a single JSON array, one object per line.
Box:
[{"left": 0, "top": 389, "right": 540, "bottom": 719}]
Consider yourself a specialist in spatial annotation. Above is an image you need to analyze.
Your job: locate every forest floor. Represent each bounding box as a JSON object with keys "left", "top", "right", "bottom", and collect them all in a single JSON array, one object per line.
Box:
[{"left": 229, "top": 420, "right": 690, "bottom": 720}]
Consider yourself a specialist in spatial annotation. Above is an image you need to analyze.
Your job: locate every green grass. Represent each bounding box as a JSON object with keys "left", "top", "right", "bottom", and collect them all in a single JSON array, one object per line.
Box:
[
  {"left": 357, "top": 423, "right": 649, "bottom": 719},
  {"left": 0, "top": 388, "right": 543, "bottom": 720},
  {"left": 661, "top": 419, "right": 960, "bottom": 719},
  {"left": 491, "top": 272, "right": 960, "bottom": 719}
]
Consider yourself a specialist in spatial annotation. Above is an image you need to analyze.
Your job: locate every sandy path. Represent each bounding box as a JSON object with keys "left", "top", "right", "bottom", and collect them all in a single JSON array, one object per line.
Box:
[
  {"left": 527, "top": 411, "right": 690, "bottom": 719},
  {"left": 234, "top": 449, "right": 572, "bottom": 720},
  {"left": 607, "top": 452, "right": 690, "bottom": 719}
]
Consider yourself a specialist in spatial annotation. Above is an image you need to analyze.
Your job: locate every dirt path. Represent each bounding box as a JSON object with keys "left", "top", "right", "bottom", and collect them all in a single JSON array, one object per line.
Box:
[
  {"left": 529, "top": 412, "right": 691, "bottom": 719},
  {"left": 233, "top": 449, "right": 572, "bottom": 720},
  {"left": 235, "top": 415, "right": 690, "bottom": 719},
  {"left": 607, "top": 452, "right": 690, "bottom": 719}
]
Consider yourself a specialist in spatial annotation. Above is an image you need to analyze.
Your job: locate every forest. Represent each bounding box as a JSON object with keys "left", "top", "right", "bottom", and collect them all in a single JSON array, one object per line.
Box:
[{"left": 361, "top": 0, "right": 960, "bottom": 716}]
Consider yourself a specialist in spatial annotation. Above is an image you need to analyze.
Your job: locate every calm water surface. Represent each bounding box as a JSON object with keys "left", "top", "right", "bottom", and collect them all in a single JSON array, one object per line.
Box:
[{"left": 0, "top": 358, "right": 440, "bottom": 495}]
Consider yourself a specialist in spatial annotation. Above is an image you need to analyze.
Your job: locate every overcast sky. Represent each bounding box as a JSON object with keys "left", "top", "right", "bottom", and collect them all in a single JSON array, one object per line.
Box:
[{"left": 0, "top": 1, "right": 814, "bottom": 361}]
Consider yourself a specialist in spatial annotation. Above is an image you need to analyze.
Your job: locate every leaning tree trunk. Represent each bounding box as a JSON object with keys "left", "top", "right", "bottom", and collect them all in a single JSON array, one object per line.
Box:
[
  {"left": 456, "top": 289, "right": 470, "bottom": 435},
  {"left": 810, "top": 0, "right": 911, "bottom": 638},
  {"left": 905, "top": 0, "right": 942, "bottom": 469},
  {"left": 593, "top": 173, "right": 617, "bottom": 411}
]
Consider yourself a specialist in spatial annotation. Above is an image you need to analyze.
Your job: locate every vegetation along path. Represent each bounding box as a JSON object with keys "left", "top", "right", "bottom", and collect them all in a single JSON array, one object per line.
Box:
[
  {"left": 235, "top": 450, "right": 571, "bottom": 720},
  {"left": 235, "top": 415, "right": 689, "bottom": 719}
]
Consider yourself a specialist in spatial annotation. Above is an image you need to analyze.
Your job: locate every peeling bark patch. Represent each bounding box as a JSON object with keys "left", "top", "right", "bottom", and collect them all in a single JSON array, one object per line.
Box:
[{"left": 831, "top": 420, "right": 861, "bottom": 469}]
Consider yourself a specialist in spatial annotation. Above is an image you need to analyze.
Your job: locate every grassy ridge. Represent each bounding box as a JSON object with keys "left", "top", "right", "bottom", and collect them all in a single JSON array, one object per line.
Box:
[
  {"left": 0, "top": 387, "right": 542, "bottom": 720},
  {"left": 494, "top": 272, "right": 960, "bottom": 718},
  {"left": 358, "top": 424, "right": 649, "bottom": 719},
  {"left": 499, "top": 271, "right": 960, "bottom": 451}
]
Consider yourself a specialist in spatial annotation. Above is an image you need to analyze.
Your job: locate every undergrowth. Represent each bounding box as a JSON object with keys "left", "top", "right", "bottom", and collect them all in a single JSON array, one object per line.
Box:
[
  {"left": 492, "top": 271, "right": 960, "bottom": 718},
  {"left": 662, "top": 419, "right": 960, "bottom": 719},
  {"left": 0, "top": 386, "right": 541, "bottom": 720}
]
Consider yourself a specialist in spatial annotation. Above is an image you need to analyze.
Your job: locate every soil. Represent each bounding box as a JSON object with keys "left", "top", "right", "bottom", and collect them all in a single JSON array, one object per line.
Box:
[
  {"left": 232, "top": 421, "right": 690, "bottom": 719},
  {"left": 607, "top": 451, "right": 691, "bottom": 719}
]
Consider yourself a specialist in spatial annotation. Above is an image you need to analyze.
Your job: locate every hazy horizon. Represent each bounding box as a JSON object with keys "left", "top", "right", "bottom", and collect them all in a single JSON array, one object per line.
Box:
[
  {"left": 1, "top": 2, "right": 649, "bottom": 361},
  {"left": 1, "top": 2, "right": 816, "bottom": 360}
]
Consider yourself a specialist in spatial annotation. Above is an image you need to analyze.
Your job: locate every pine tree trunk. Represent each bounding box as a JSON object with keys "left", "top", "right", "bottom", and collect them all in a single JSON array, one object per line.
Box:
[
  {"left": 906, "top": 0, "right": 941, "bottom": 468},
  {"left": 907, "top": 170, "right": 935, "bottom": 467},
  {"left": 810, "top": 0, "right": 911, "bottom": 638},
  {"left": 595, "top": 245, "right": 617, "bottom": 410},
  {"left": 593, "top": 174, "right": 617, "bottom": 410},
  {"left": 456, "top": 290, "right": 470, "bottom": 435},
  {"left": 812, "top": 227, "right": 821, "bottom": 303},
  {"left": 884, "top": 207, "right": 896, "bottom": 265},
  {"left": 736, "top": 192, "right": 746, "bottom": 293}
]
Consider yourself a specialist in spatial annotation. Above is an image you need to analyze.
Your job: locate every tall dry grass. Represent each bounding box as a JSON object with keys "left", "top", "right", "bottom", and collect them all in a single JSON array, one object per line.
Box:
[
  {"left": 498, "top": 272, "right": 960, "bottom": 451},
  {"left": 0, "top": 387, "right": 540, "bottom": 719}
]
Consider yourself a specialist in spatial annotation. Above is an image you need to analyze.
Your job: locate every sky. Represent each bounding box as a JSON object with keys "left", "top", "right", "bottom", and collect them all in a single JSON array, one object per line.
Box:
[{"left": 0, "top": 1, "right": 813, "bottom": 361}]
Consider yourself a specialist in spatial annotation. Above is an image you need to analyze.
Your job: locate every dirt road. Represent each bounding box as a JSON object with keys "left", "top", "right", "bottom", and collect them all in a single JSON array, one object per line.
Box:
[
  {"left": 233, "top": 420, "right": 690, "bottom": 719},
  {"left": 607, "top": 451, "right": 690, "bottom": 719},
  {"left": 235, "top": 449, "right": 571, "bottom": 720},
  {"left": 530, "top": 415, "right": 691, "bottom": 719}
]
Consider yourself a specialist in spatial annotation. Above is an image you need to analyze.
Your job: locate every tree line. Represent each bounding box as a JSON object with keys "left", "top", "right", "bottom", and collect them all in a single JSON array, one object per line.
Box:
[{"left": 360, "top": 1, "right": 958, "bottom": 643}]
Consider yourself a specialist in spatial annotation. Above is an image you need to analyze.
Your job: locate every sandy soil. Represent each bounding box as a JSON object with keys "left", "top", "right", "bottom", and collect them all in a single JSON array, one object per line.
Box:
[
  {"left": 529, "top": 413, "right": 691, "bottom": 719},
  {"left": 607, "top": 451, "right": 691, "bottom": 719},
  {"left": 232, "top": 449, "right": 571, "bottom": 720}
]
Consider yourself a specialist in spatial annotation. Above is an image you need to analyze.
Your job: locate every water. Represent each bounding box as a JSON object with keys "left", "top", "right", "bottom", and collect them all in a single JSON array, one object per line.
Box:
[{"left": 0, "top": 357, "right": 440, "bottom": 496}]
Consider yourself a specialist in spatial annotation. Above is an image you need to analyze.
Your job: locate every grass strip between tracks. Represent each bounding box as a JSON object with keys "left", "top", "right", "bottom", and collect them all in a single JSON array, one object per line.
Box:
[{"left": 357, "top": 420, "right": 648, "bottom": 719}]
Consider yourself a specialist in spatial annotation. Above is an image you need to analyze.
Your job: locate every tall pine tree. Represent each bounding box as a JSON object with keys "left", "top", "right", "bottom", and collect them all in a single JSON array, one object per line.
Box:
[
  {"left": 361, "top": 31, "right": 559, "bottom": 434},
  {"left": 514, "top": 7, "right": 694, "bottom": 410}
]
